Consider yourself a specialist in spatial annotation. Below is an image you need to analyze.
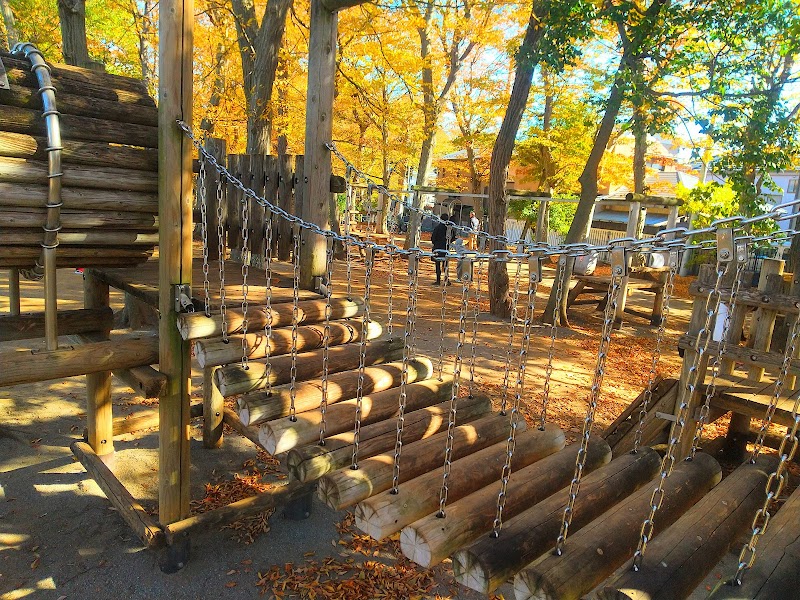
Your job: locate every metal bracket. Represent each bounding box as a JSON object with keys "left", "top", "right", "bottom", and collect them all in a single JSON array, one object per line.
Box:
[
  {"left": 174, "top": 284, "right": 194, "bottom": 314},
  {"left": 610, "top": 246, "right": 627, "bottom": 278},
  {"left": 668, "top": 249, "right": 679, "bottom": 269},
  {"left": 717, "top": 228, "right": 734, "bottom": 263},
  {"left": 0, "top": 58, "right": 8, "bottom": 90},
  {"left": 735, "top": 240, "right": 748, "bottom": 264},
  {"left": 655, "top": 411, "right": 677, "bottom": 422},
  {"left": 529, "top": 255, "right": 542, "bottom": 284},
  {"left": 407, "top": 253, "right": 418, "bottom": 276}
]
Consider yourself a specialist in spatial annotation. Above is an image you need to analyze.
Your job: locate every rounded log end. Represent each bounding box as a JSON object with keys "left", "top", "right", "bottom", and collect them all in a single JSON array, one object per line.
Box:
[
  {"left": 239, "top": 408, "right": 250, "bottom": 427},
  {"left": 366, "top": 320, "right": 384, "bottom": 339},
  {"left": 399, "top": 524, "right": 432, "bottom": 568},
  {"left": 354, "top": 500, "right": 385, "bottom": 540},
  {"left": 317, "top": 475, "right": 342, "bottom": 510},
  {"left": 513, "top": 569, "right": 551, "bottom": 600},
  {"left": 193, "top": 341, "right": 208, "bottom": 368},
  {"left": 452, "top": 549, "right": 490, "bottom": 595},
  {"left": 259, "top": 422, "right": 303, "bottom": 455}
]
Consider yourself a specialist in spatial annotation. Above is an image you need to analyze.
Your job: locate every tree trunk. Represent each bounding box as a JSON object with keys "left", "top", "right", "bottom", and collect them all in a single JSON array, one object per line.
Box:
[
  {"left": 57, "top": 0, "right": 103, "bottom": 71},
  {"left": 487, "top": 0, "right": 546, "bottom": 317},
  {"left": 633, "top": 106, "right": 647, "bottom": 195},
  {"left": 0, "top": 0, "right": 18, "bottom": 51}
]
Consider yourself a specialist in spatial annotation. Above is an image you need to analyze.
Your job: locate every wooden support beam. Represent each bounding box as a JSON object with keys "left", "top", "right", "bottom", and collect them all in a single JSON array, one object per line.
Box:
[
  {"left": 164, "top": 478, "right": 314, "bottom": 545},
  {"left": 112, "top": 365, "right": 167, "bottom": 399},
  {"left": 511, "top": 452, "right": 721, "bottom": 600},
  {"left": 707, "top": 479, "right": 800, "bottom": 599},
  {"left": 238, "top": 357, "right": 434, "bottom": 426},
  {"left": 108, "top": 402, "right": 202, "bottom": 437},
  {"left": 287, "top": 395, "right": 492, "bottom": 483},
  {"left": 176, "top": 296, "right": 361, "bottom": 340},
  {"left": 689, "top": 280, "right": 800, "bottom": 315},
  {"left": 84, "top": 272, "right": 113, "bottom": 457},
  {"left": 358, "top": 424, "right": 566, "bottom": 542},
  {"left": 203, "top": 366, "right": 224, "bottom": 448},
  {"left": 299, "top": 0, "right": 336, "bottom": 288},
  {"left": 157, "top": 0, "right": 194, "bottom": 525},
  {"left": 216, "top": 338, "right": 403, "bottom": 396},
  {"left": 194, "top": 319, "right": 381, "bottom": 368},
  {"left": 318, "top": 413, "right": 519, "bottom": 511},
  {"left": 71, "top": 441, "right": 164, "bottom": 549},
  {"left": 261, "top": 376, "right": 454, "bottom": 454},
  {"left": 0, "top": 306, "right": 112, "bottom": 342},
  {"left": 0, "top": 333, "right": 158, "bottom": 387},
  {"left": 598, "top": 455, "right": 777, "bottom": 600},
  {"left": 222, "top": 407, "right": 262, "bottom": 447},
  {"left": 8, "top": 268, "right": 20, "bottom": 315},
  {"left": 452, "top": 448, "right": 663, "bottom": 595},
  {"left": 400, "top": 436, "right": 608, "bottom": 569}
]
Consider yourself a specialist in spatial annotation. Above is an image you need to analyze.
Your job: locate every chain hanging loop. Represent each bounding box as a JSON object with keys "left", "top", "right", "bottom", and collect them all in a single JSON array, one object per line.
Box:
[
  {"left": 540, "top": 255, "right": 567, "bottom": 430},
  {"left": 351, "top": 245, "right": 375, "bottom": 469},
  {"left": 319, "top": 234, "right": 335, "bottom": 444},
  {"left": 501, "top": 256, "right": 524, "bottom": 414},
  {"left": 217, "top": 172, "right": 229, "bottom": 343},
  {"left": 240, "top": 188, "right": 251, "bottom": 370},
  {"left": 288, "top": 224, "right": 301, "bottom": 422},
  {"left": 198, "top": 153, "right": 212, "bottom": 317},
  {"left": 263, "top": 208, "right": 274, "bottom": 396},
  {"left": 468, "top": 252, "right": 485, "bottom": 397}
]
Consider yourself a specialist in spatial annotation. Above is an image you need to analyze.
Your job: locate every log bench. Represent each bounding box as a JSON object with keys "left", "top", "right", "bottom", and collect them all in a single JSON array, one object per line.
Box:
[{"left": 566, "top": 269, "right": 669, "bottom": 326}]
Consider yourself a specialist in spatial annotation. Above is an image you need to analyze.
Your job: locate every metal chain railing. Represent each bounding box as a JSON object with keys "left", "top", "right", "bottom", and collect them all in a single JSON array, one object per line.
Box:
[
  {"left": 319, "top": 235, "right": 335, "bottom": 444},
  {"left": 198, "top": 155, "right": 212, "bottom": 317},
  {"left": 501, "top": 256, "right": 523, "bottom": 414},
  {"left": 540, "top": 255, "right": 567, "bottom": 430},
  {"left": 240, "top": 189, "right": 251, "bottom": 370},
  {"left": 436, "top": 225, "right": 453, "bottom": 381},
  {"left": 263, "top": 210, "right": 274, "bottom": 396},
  {"left": 288, "top": 225, "right": 301, "bottom": 422},
  {"left": 216, "top": 173, "right": 229, "bottom": 343},
  {"left": 351, "top": 246, "right": 375, "bottom": 469},
  {"left": 468, "top": 256, "right": 485, "bottom": 398}
]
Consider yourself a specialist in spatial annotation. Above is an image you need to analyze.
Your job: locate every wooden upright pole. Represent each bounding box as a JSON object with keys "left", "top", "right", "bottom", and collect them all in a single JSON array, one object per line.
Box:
[
  {"left": 158, "top": 0, "right": 193, "bottom": 525},
  {"left": 8, "top": 269, "right": 20, "bottom": 315},
  {"left": 84, "top": 271, "right": 114, "bottom": 459},
  {"left": 299, "top": 0, "right": 336, "bottom": 289}
]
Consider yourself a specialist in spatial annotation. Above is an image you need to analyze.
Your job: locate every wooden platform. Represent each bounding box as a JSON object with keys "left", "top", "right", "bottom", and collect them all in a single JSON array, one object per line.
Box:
[
  {"left": 89, "top": 259, "right": 321, "bottom": 309},
  {"left": 702, "top": 372, "right": 797, "bottom": 428}
]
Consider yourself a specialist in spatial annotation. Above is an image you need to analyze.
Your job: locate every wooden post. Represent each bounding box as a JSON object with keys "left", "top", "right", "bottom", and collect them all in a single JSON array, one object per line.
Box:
[
  {"left": 84, "top": 271, "right": 114, "bottom": 459},
  {"left": 157, "top": 0, "right": 193, "bottom": 525},
  {"left": 299, "top": 0, "right": 336, "bottom": 289},
  {"left": 204, "top": 138, "right": 225, "bottom": 260},
  {"left": 613, "top": 201, "right": 641, "bottom": 328},
  {"left": 8, "top": 269, "right": 20, "bottom": 315},
  {"left": 294, "top": 155, "right": 305, "bottom": 223},
  {"left": 276, "top": 154, "right": 293, "bottom": 261},
  {"left": 535, "top": 199, "right": 548, "bottom": 243},
  {"left": 203, "top": 366, "right": 223, "bottom": 448}
]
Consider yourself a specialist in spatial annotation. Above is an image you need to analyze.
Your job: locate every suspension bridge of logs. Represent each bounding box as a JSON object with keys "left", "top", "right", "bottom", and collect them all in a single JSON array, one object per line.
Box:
[{"left": 3, "top": 1, "right": 800, "bottom": 596}]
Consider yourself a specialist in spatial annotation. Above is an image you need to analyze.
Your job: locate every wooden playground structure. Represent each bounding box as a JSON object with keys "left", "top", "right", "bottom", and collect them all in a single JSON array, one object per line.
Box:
[{"left": 3, "top": 1, "right": 800, "bottom": 597}]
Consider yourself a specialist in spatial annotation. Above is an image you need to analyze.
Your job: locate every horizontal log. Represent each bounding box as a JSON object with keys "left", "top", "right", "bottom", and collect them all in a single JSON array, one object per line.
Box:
[
  {"left": 0, "top": 157, "right": 158, "bottom": 192},
  {"left": 164, "top": 478, "right": 314, "bottom": 544},
  {"left": 605, "top": 382, "right": 678, "bottom": 456},
  {"left": 0, "top": 333, "right": 159, "bottom": 387},
  {"left": 690, "top": 280, "right": 800, "bottom": 315},
  {"left": 1, "top": 53, "right": 154, "bottom": 102},
  {"left": 318, "top": 412, "right": 520, "bottom": 511},
  {"left": 624, "top": 193, "right": 683, "bottom": 206},
  {"left": 0, "top": 104, "right": 158, "bottom": 148},
  {"left": 0, "top": 307, "right": 112, "bottom": 342},
  {"left": 0, "top": 183, "right": 158, "bottom": 213},
  {"left": 0, "top": 209, "right": 157, "bottom": 230},
  {"left": 0, "top": 247, "right": 154, "bottom": 259},
  {"left": 177, "top": 296, "right": 362, "bottom": 340},
  {"left": 0, "top": 256, "right": 152, "bottom": 269},
  {"left": 113, "top": 365, "right": 167, "bottom": 399},
  {"left": 260, "top": 375, "right": 454, "bottom": 454},
  {"left": 222, "top": 407, "right": 262, "bottom": 447},
  {"left": 286, "top": 395, "right": 492, "bottom": 483},
  {"left": 512, "top": 452, "right": 721, "bottom": 600},
  {"left": 679, "top": 334, "right": 800, "bottom": 376},
  {"left": 707, "top": 478, "right": 800, "bottom": 599},
  {"left": 598, "top": 455, "right": 777, "bottom": 600},
  {"left": 0, "top": 131, "right": 158, "bottom": 171},
  {"left": 71, "top": 441, "right": 164, "bottom": 548},
  {"left": 109, "top": 402, "right": 202, "bottom": 436},
  {"left": 358, "top": 423, "right": 566, "bottom": 543},
  {"left": 0, "top": 229, "right": 159, "bottom": 246},
  {"left": 0, "top": 82, "right": 158, "bottom": 126},
  {"left": 400, "top": 435, "right": 609, "bottom": 569},
  {"left": 452, "top": 448, "right": 663, "bottom": 595},
  {"left": 238, "top": 357, "right": 434, "bottom": 426},
  {"left": 216, "top": 338, "right": 404, "bottom": 396},
  {"left": 194, "top": 319, "right": 380, "bottom": 368}
]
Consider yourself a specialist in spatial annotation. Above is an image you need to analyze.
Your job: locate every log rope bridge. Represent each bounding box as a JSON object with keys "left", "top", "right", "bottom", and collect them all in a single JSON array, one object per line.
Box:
[{"left": 5, "top": 40, "right": 800, "bottom": 597}]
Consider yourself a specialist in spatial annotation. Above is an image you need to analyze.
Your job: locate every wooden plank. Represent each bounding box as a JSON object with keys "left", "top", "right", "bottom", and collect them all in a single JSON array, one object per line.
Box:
[
  {"left": 157, "top": 0, "right": 194, "bottom": 525},
  {"left": 71, "top": 441, "right": 164, "bottom": 549},
  {"left": 0, "top": 156, "right": 158, "bottom": 192},
  {"left": 0, "top": 209, "right": 158, "bottom": 229},
  {"left": 689, "top": 281, "right": 800, "bottom": 315},
  {"left": 679, "top": 335, "right": 800, "bottom": 376},
  {"left": 203, "top": 138, "right": 226, "bottom": 261},
  {"left": 0, "top": 230, "right": 159, "bottom": 246},
  {"left": 0, "top": 307, "right": 112, "bottom": 342},
  {"left": 0, "top": 183, "right": 158, "bottom": 213},
  {"left": 108, "top": 402, "right": 202, "bottom": 437},
  {"left": 609, "top": 382, "right": 678, "bottom": 455},
  {"left": 598, "top": 454, "right": 777, "bottom": 600},
  {"left": 749, "top": 262, "right": 784, "bottom": 382}
]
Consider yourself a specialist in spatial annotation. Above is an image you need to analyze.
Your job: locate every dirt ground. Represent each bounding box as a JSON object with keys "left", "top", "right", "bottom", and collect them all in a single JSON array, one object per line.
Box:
[{"left": 0, "top": 255, "right": 739, "bottom": 600}]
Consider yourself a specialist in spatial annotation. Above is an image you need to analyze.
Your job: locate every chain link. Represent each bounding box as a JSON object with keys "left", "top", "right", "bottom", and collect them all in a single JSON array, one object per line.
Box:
[
  {"left": 387, "top": 244, "right": 395, "bottom": 337},
  {"left": 351, "top": 246, "right": 374, "bottom": 469},
  {"left": 540, "top": 256, "right": 567, "bottom": 429},
  {"left": 288, "top": 225, "right": 301, "bottom": 422},
  {"left": 632, "top": 254, "right": 678, "bottom": 453},
  {"left": 555, "top": 255, "right": 624, "bottom": 555},
  {"left": 437, "top": 265, "right": 472, "bottom": 517},
  {"left": 468, "top": 256, "right": 485, "bottom": 398},
  {"left": 493, "top": 259, "right": 540, "bottom": 535},
  {"left": 198, "top": 154, "right": 212, "bottom": 317},
  {"left": 217, "top": 173, "right": 228, "bottom": 343},
  {"left": 391, "top": 252, "right": 421, "bottom": 493},
  {"left": 240, "top": 189, "right": 251, "bottom": 370},
  {"left": 632, "top": 259, "right": 730, "bottom": 570},
  {"left": 501, "top": 258, "right": 523, "bottom": 414},
  {"left": 436, "top": 226, "right": 453, "bottom": 381},
  {"left": 345, "top": 167, "right": 354, "bottom": 300},
  {"left": 319, "top": 236, "right": 335, "bottom": 444},
  {"left": 263, "top": 210, "right": 274, "bottom": 396}
]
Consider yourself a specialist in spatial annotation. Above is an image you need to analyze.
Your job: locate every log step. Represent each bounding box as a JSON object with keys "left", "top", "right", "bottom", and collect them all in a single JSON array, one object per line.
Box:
[
  {"left": 285, "top": 394, "right": 492, "bottom": 483},
  {"left": 318, "top": 411, "right": 520, "bottom": 511},
  {"left": 260, "top": 375, "right": 454, "bottom": 454},
  {"left": 357, "top": 423, "right": 566, "bottom": 543},
  {"left": 598, "top": 454, "right": 778, "bottom": 600},
  {"left": 194, "top": 319, "right": 381, "bottom": 368},
  {"left": 452, "top": 447, "right": 663, "bottom": 595},
  {"left": 512, "top": 452, "right": 721, "bottom": 600},
  {"left": 177, "top": 296, "right": 362, "bottom": 340},
  {"left": 215, "top": 337, "right": 403, "bottom": 396},
  {"left": 400, "top": 435, "right": 608, "bottom": 569},
  {"left": 238, "top": 357, "right": 434, "bottom": 427}
]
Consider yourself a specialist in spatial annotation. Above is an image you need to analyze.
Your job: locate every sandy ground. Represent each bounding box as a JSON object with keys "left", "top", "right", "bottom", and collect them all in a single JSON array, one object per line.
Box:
[{"left": 0, "top": 256, "right": 724, "bottom": 600}]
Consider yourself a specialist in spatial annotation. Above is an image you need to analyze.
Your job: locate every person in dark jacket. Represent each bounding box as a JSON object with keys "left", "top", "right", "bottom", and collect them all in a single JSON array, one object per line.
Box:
[{"left": 431, "top": 214, "right": 453, "bottom": 285}]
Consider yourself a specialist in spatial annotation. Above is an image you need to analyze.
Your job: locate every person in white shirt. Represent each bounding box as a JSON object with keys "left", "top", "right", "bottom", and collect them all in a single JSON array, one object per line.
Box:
[{"left": 468, "top": 210, "right": 480, "bottom": 250}]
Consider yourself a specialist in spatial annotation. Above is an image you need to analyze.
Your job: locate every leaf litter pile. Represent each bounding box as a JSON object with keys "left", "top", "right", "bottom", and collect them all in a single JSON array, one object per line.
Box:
[{"left": 256, "top": 513, "right": 500, "bottom": 600}]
